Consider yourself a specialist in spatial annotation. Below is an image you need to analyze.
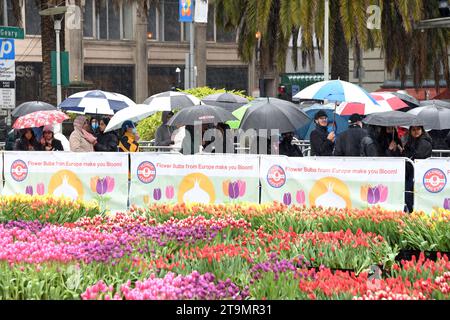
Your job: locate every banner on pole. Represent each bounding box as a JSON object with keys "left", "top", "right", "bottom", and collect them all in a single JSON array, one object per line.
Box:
[
  {"left": 129, "top": 153, "right": 260, "bottom": 207},
  {"left": 260, "top": 156, "right": 406, "bottom": 210},
  {"left": 2, "top": 152, "right": 129, "bottom": 212},
  {"left": 414, "top": 159, "right": 450, "bottom": 213},
  {"left": 179, "top": 0, "right": 194, "bottom": 22},
  {"left": 194, "top": 0, "right": 208, "bottom": 23}
]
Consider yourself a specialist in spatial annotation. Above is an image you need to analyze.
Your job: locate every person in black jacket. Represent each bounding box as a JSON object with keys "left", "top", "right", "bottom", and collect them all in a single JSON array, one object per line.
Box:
[
  {"left": 378, "top": 126, "right": 403, "bottom": 157},
  {"left": 310, "top": 110, "right": 335, "bottom": 156},
  {"left": 94, "top": 117, "right": 119, "bottom": 152},
  {"left": 333, "top": 114, "right": 367, "bottom": 157},
  {"left": 403, "top": 126, "right": 433, "bottom": 213},
  {"left": 14, "top": 128, "right": 42, "bottom": 151},
  {"left": 279, "top": 132, "right": 303, "bottom": 157},
  {"left": 40, "top": 125, "right": 64, "bottom": 151}
]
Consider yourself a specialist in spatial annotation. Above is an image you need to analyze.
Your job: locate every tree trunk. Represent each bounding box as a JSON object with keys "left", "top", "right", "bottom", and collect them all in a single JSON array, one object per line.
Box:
[
  {"left": 39, "top": 0, "right": 65, "bottom": 105},
  {"left": 330, "top": 0, "right": 349, "bottom": 81}
]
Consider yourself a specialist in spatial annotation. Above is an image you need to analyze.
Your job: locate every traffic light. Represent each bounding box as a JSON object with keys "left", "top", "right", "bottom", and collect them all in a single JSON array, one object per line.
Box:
[{"left": 439, "top": 0, "right": 449, "bottom": 17}]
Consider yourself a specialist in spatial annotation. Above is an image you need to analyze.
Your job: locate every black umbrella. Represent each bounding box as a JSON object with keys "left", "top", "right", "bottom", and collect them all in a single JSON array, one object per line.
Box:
[
  {"left": 202, "top": 92, "right": 249, "bottom": 112},
  {"left": 408, "top": 106, "right": 450, "bottom": 130},
  {"left": 239, "top": 98, "right": 311, "bottom": 134},
  {"left": 363, "top": 111, "right": 424, "bottom": 127},
  {"left": 390, "top": 92, "right": 420, "bottom": 109},
  {"left": 419, "top": 100, "right": 450, "bottom": 109},
  {"left": 11, "top": 101, "right": 56, "bottom": 118},
  {"left": 166, "top": 104, "right": 237, "bottom": 126}
]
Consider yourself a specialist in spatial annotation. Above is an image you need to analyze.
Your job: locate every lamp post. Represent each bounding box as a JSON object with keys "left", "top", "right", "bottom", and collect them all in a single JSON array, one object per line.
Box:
[
  {"left": 175, "top": 67, "right": 182, "bottom": 89},
  {"left": 39, "top": 6, "right": 68, "bottom": 107},
  {"left": 324, "top": 0, "right": 330, "bottom": 81},
  {"left": 255, "top": 31, "right": 263, "bottom": 97}
]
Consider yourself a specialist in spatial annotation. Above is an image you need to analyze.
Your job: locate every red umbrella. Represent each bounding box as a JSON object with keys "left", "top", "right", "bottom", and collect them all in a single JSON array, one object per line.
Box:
[
  {"left": 13, "top": 110, "right": 69, "bottom": 129},
  {"left": 336, "top": 92, "right": 408, "bottom": 115}
]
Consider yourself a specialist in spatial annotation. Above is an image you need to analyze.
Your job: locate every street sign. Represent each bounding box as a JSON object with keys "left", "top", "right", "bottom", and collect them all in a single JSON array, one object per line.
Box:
[
  {"left": 0, "top": 83, "right": 15, "bottom": 109},
  {"left": 0, "top": 60, "right": 15, "bottom": 81},
  {"left": 0, "top": 26, "right": 24, "bottom": 40},
  {"left": 0, "top": 39, "right": 15, "bottom": 60},
  {"left": 179, "top": 0, "right": 194, "bottom": 22}
]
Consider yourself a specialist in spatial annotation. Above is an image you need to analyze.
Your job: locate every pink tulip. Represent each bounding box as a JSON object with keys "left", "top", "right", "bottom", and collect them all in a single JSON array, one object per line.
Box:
[
  {"left": 378, "top": 185, "right": 388, "bottom": 203},
  {"left": 238, "top": 180, "right": 246, "bottom": 197},
  {"left": 105, "top": 177, "right": 115, "bottom": 193},
  {"left": 36, "top": 183, "right": 45, "bottom": 196},
  {"left": 165, "top": 186, "right": 175, "bottom": 200},
  {"left": 296, "top": 190, "right": 306, "bottom": 205}
]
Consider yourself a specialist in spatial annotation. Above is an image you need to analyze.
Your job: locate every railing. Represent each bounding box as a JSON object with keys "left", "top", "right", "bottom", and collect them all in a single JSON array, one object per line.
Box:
[
  {"left": 432, "top": 150, "right": 450, "bottom": 157},
  {"left": 0, "top": 142, "right": 5, "bottom": 151}
]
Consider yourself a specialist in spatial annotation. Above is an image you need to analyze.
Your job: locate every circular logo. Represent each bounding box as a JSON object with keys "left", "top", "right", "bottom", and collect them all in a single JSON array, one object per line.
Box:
[
  {"left": 10, "top": 160, "right": 28, "bottom": 182},
  {"left": 137, "top": 161, "right": 156, "bottom": 184},
  {"left": 423, "top": 168, "right": 446, "bottom": 193},
  {"left": 267, "top": 165, "right": 286, "bottom": 188}
]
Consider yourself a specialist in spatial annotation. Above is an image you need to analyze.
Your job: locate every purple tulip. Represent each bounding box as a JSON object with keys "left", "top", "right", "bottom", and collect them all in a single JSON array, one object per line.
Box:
[
  {"left": 96, "top": 178, "right": 108, "bottom": 195},
  {"left": 153, "top": 188, "right": 162, "bottom": 201},
  {"left": 228, "top": 182, "right": 240, "bottom": 199},
  {"left": 283, "top": 193, "right": 292, "bottom": 206},
  {"left": 367, "top": 187, "right": 381, "bottom": 205},
  {"left": 25, "top": 185, "right": 33, "bottom": 196},
  {"left": 444, "top": 199, "right": 450, "bottom": 210},
  {"left": 36, "top": 183, "right": 45, "bottom": 196}
]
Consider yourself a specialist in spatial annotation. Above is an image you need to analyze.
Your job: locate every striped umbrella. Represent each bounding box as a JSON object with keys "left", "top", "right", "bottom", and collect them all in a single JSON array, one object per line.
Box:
[
  {"left": 336, "top": 92, "right": 408, "bottom": 115},
  {"left": 59, "top": 90, "right": 136, "bottom": 115},
  {"left": 13, "top": 110, "right": 69, "bottom": 129},
  {"left": 143, "top": 91, "right": 201, "bottom": 110}
]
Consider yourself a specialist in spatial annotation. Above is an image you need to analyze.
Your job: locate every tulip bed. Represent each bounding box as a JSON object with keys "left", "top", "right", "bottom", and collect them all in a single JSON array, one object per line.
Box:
[{"left": 0, "top": 196, "right": 449, "bottom": 300}]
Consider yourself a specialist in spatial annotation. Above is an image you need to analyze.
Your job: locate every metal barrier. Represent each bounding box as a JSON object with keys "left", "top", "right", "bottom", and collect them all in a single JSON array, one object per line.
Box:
[
  {"left": 432, "top": 150, "right": 450, "bottom": 157},
  {"left": 0, "top": 143, "right": 4, "bottom": 151}
]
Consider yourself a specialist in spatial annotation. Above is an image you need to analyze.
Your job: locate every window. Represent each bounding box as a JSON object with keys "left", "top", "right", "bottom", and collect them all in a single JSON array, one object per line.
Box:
[
  {"left": 207, "top": 67, "right": 248, "bottom": 93},
  {"left": 84, "top": 0, "right": 133, "bottom": 40},
  {"left": 217, "top": 26, "right": 236, "bottom": 43},
  {"left": 206, "top": 4, "right": 215, "bottom": 41},
  {"left": 147, "top": 4, "right": 158, "bottom": 40},
  {"left": 25, "top": 0, "right": 41, "bottom": 35},
  {"left": 85, "top": 65, "right": 135, "bottom": 100},
  {"left": 163, "top": 0, "right": 180, "bottom": 41},
  {"left": 1, "top": 0, "right": 19, "bottom": 26}
]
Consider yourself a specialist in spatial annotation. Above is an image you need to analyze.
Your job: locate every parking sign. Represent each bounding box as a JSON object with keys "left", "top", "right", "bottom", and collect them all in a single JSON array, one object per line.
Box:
[{"left": 0, "top": 39, "right": 15, "bottom": 60}]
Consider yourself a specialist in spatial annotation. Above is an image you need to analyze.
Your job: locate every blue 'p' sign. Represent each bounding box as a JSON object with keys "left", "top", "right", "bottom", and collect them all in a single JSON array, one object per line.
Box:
[{"left": 0, "top": 39, "right": 15, "bottom": 60}]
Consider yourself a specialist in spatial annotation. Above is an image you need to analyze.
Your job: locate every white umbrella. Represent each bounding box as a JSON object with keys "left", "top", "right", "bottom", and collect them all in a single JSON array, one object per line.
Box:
[
  {"left": 59, "top": 90, "right": 136, "bottom": 115},
  {"left": 143, "top": 91, "right": 201, "bottom": 110},
  {"left": 104, "top": 104, "right": 162, "bottom": 133}
]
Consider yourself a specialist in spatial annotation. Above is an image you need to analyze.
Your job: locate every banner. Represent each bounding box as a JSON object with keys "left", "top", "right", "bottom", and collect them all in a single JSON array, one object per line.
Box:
[
  {"left": 414, "top": 159, "right": 450, "bottom": 213},
  {"left": 260, "top": 156, "right": 406, "bottom": 211},
  {"left": 129, "top": 153, "right": 260, "bottom": 207},
  {"left": 179, "top": 0, "right": 194, "bottom": 22},
  {"left": 194, "top": 0, "right": 208, "bottom": 23},
  {"left": 2, "top": 152, "right": 129, "bottom": 211}
]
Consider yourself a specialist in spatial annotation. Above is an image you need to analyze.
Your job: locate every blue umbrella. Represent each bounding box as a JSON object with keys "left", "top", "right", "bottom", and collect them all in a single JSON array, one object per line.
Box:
[{"left": 296, "top": 104, "right": 350, "bottom": 140}]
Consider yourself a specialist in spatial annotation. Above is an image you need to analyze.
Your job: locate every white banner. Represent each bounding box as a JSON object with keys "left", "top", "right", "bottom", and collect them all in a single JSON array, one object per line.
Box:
[
  {"left": 260, "top": 156, "right": 406, "bottom": 210},
  {"left": 414, "top": 159, "right": 450, "bottom": 213},
  {"left": 194, "top": 0, "right": 209, "bottom": 23},
  {"left": 2, "top": 152, "right": 129, "bottom": 212},
  {"left": 130, "top": 153, "right": 260, "bottom": 207}
]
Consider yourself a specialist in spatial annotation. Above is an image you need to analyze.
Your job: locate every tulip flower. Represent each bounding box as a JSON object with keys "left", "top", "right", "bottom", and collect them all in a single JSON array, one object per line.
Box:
[
  {"left": 378, "top": 185, "right": 388, "bottom": 203},
  {"left": 228, "top": 182, "right": 240, "bottom": 200},
  {"left": 367, "top": 187, "right": 381, "bottom": 205},
  {"left": 25, "top": 185, "right": 33, "bottom": 196},
  {"left": 36, "top": 183, "right": 45, "bottom": 196},
  {"left": 238, "top": 180, "right": 246, "bottom": 197},
  {"left": 143, "top": 195, "right": 150, "bottom": 205},
  {"left": 283, "top": 193, "right": 292, "bottom": 206},
  {"left": 443, "top": 199, "right": 450, "bottom": 210},
  {"left": 165, "top": 186, "right": 175, "bottom": 200},
  {"left": 296, "top": 190, "right": 306, "bottom": 205},
  {"left": 105, "top": 176, "right": 115, "bottom": 193},
  {"left": 360, "top": 185, "right": 369, "bottom": 202},
  {"left": 153, "top": 188, "right": 162, "bottom": 201},
  {"left": 222, "top": 180, "right": 230, "bottom": 197},
  {"left": 90, "top": 177, "right": 99, "bottom": 193}
]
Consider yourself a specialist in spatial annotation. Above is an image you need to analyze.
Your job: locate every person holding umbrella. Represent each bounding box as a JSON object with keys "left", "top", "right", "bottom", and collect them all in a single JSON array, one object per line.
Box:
[
  {"left": 402, "top": 126, "right": 433, "bottom": 213},
  {"left": 334, "top": 114, "right": 368, "bottom": 157},
  {"left": 279, "top": 132, "right": 303, "bottom": 157},
  {"left": 119, "top": 120, "right": 139, "bottom": 152},
  {"left": 69, "top": 116, "right": 97, "bottom": 152},
  {"left": 310, "top": 110, "right": 335, "bottom": 156},
  {"left": 155, "top": 111, "right": 175, "bottom": 150},
  {"left": 94, "top": 117, "right": 119, "bottom": 152},
  {"left": 14, "top": 129, "right": 42, "bottom": 151},
  {"left": 40, "top": 126, "right": 64, "bottom": 151}
]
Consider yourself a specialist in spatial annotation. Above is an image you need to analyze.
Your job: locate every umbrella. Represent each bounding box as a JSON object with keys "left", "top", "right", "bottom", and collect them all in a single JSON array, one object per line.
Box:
[
  {"left": 363, "top": 111, "right": 423, "bottom": 127},
  {"left": 420, "top": 100, "right": 450, "bottom": 109},
  {"left": 293, "top": 80, "right": 379, "bottom": 106},
  {"left": 104, "top": 104, "right": 163, "bottom": 133},
  {"left": 201, "top": 92, "right": 249, "bottom": 112},
  {"left": 59, "top": 90, "right": 136, "bottom": 115},
  {"left": 407, "top": 105, "right": 450, "bottom": 130},
  {"left": 11, "top": 101, "right": 56, "bottom": 118},
  {"left": 337, "top": 92, "right": 408, "bottom": 115},
  {"left": 13, "top": 110, "right": 69, "bottom": 129},
  {"left": 390, "top": 91, "right": 420, "bottom": 109},
  {"left": 297, "top": 104, "right": 349, "bottom": 139},
  {"left": 143, "top": 91, "right": 201, "bottom": 110},
  {"left": 166, "top": 104, "right": 237, "bottom": 126},
  {"left": 239, "top": 98, "right": 311, "bottom": 134}
]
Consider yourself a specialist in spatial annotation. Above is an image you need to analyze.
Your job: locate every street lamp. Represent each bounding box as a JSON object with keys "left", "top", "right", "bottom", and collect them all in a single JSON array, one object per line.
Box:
[
  {"left": 175, "top": 67, "right": 182, "bottom": 89},
  {"left": 324, "top": 0, "right": 329, "bottom": 81},
  {"left": 39, "top": 6, "right": 68, "bottom": 107},
  {"left": 255, "top": 31, "right": 263, "bottom": 97}
]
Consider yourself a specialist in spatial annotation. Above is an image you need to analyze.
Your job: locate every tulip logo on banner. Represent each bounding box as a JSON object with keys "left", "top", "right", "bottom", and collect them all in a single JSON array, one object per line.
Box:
[
  {"left": 423, "top": 168, "right": 447, "bottom": 193},
  {"left": 179, "top": 0, "right": 193, "bottom": 22},
  {"left": 267, "top": 165, "right": 286, "bottom": 189},
  {"left": 137, "top": 161, "right": 157, "bottom": 184},
  {"left": 10, "top": 160, "right": 28, "bottom": 182}
]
